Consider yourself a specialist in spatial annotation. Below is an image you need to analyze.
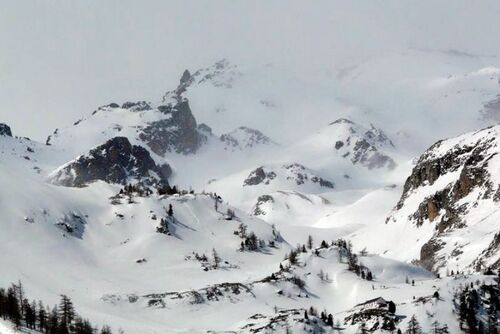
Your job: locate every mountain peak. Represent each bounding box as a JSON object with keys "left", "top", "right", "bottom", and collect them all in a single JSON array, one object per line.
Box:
[{"left": 320, "top": 119, "right": 396, "bottom": 170}]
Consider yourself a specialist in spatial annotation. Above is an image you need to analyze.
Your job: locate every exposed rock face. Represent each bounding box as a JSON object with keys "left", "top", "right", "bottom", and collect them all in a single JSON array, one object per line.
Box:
[
  {"left": 244, "top": 167, "right": 276, "bottom": 186},
  {"left": 243, "top": 163, "right": 334, "bottom": 189},
  {"left": 139, "top": 100, "right": 206, "bottom": 156},
  {"left": 135, "top": 67, "right": 210, "bottom": 156},
  {"left": 388, "top": 125, "right": 500, "bottom": 272},
  {"left": 330, "top": 118, "right": 396, "bottom": 170},
  {"left": 253, "top": 194, "right": 274, "bottom": 216},
  {"left": 282, "top": 163, "right": 334, "bottom": 188},
  {"left": 121, "top": 101, "right": 152, "bottom": 112},
  {"left": 50, "top": 137, "right": 171, "bottom": 187},
  {"left": 220, "top": 126, "right": 275, "bottom": 150},
  {"left": 0, "top": 123, "right": 12, "bottom": 137}
]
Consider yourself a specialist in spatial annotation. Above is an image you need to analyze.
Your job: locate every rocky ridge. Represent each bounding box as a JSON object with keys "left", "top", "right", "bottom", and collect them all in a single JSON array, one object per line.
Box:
[
  {"left": 50, "top": 137, "right": 171, "bottom": 187},
  {"left": 387, "top": 125, "right": 500, "bottom": 271}
]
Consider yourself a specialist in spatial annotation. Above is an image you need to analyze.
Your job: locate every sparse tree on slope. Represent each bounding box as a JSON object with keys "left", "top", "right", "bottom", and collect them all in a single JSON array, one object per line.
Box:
[
  {"left": 405, "top": 315, "right": 423, "bottom": 334},
  {"left": 307, "top": 235, "right": 313, "bottom": 250},
  {"left": 212, "top": 248, "right": 221, "bottom": 269}
]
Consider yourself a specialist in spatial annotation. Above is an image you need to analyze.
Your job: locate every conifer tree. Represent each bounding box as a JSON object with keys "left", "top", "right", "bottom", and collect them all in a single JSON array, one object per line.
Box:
[
  {"left": 212, "top": 248, "right": 221, "bottom": 269},
  {"left": 59, "top": 294, "right": 75, "bottom": 327},
  {"left": 307, "top": 235, "right": 313, "bottom": 250},
  {"left": 405, "top": 315, "right": 423, "bottom": 334}
]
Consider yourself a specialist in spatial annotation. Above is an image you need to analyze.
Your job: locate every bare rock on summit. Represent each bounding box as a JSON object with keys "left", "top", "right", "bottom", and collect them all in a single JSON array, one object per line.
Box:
[{"left": 50, "top": 137, "right": 171, "bottom": 187}]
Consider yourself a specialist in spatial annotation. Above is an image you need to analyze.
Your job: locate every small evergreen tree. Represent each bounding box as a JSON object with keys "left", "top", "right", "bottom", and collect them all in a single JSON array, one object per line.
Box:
[
  {"left": 405, "top": 315, "right": 423, "bottom": 334},
  {"left": 307, "top": 235, "right": 313, "bottom": 250},
  {"left": 212, "top": 248, "right": 221, "bottom": 269}
]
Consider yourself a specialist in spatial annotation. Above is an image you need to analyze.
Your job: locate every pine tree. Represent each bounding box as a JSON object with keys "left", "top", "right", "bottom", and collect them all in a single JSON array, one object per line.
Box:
[
  {"left": 58, "top": 294, "right": 75, "bottom": 330},
  {"left": 237, "top": 223, "right": 247, "bottom": 238},
  {"left": 0, "top": 288, "right": 5, "bottom": 320},
  {"left": 48, "top": 305, "right": 59, "bottom": 333},
  {"left": 100, "top": 325, "right": 113, "bottom": 334},
  {"left": 307, "top": 235, "right": 313, "bottom": 250},
  {"left": 6, "top": 286, "right": 21, "bottom": 328},
  {"left": 288, "top": 250, "right": 298, "bottom": 265},
  {"left": 405, "top": 315, "right": 423, "bottom": 334},
  {"left": 37, "top": 301, "right": 47, "bottom": 333},
  {"left": 15, "top": 281, "right": 25, "bottom": 317},
  {"left": 24, "top": 299, "right": 37, "bottom": 329},
  {"left": 327, "top": 314, "right": 334, "bottom": 327},
  {"left": 212, "top": 248, "right": 221, "bottom": 269}
]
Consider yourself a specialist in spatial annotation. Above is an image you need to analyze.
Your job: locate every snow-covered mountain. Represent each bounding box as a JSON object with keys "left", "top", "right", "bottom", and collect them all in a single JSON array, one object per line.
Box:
[
  {"left": 386, "top": 125, "right": 500, "bottom": 273},
  {"left": 287, "top": 118, "right": 398, "bottom": 173},
  {"left": 1, "top": 58, "right": 500, "bottom": 334},
  {"left": 206, "top": 163, "right": 335, "bottom": 211}
]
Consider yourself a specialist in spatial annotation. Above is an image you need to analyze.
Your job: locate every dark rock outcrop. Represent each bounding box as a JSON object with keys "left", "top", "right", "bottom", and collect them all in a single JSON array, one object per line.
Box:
[
  {"left": 243, "top": 164, "right": 334, "bottom": 189},
  {"left": 0, "top": 123, "right": 12, "bottom": 137},
  {"left": 50, "top": 137, "right": 171, "bottom": 187},
  {"left": 253, "top": 195, "right": 275, "bottom": 216},
  {"left": 330, "top": 118, "right": 396, "bottom": 170},
  {"left": 244, "top": 167, "right": 276, "bottom": 186},
  {"left": 139, "top": 100, "right": 206, "bottom": 156},
  {"left": 121, "top": 101, "right": 152, "bottom": 111}
]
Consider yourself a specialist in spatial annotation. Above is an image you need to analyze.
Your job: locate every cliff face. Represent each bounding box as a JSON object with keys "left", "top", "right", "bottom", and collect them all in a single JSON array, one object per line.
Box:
[
  {"left": 387, "top": 125, "right": 500, "bottom": 272},
  {"left": 139, "top": 100, "right": 205, "bottom": 156},
  {"left": 50, "top": 137, "right": 171, "bottom": 187}
]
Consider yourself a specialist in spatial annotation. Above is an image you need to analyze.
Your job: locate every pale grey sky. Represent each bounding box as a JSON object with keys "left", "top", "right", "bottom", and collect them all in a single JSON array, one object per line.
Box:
[{"left": 1, "top": 0, "right": 500, "bottom": 140}]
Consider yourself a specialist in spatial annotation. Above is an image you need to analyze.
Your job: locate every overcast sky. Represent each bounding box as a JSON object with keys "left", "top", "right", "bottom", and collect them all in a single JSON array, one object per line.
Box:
[{"left": 2, "top": 0, "right": 500, "bottom": 140}]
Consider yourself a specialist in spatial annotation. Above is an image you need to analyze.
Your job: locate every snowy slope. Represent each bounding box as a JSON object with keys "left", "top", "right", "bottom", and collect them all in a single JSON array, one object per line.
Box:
[
  {"left": 2, "top": 19, "right": 500, "bottom": 333},
  {"left": 4, "top": 127, "right": 497, "bottom": 333},
  {"left": 205, "top": 163, "right": 335, "bottom": 211},
  {"left": 347, "top": 126, "right": 500, "bottom": 275},
  {"left": 251, "top": 190, "right": 333, "bottom": 227}
]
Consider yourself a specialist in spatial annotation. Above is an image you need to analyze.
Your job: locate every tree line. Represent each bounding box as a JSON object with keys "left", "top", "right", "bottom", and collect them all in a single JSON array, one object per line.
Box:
[{"left": 0, "top": 281, "right": 117, "bottom": 334}]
